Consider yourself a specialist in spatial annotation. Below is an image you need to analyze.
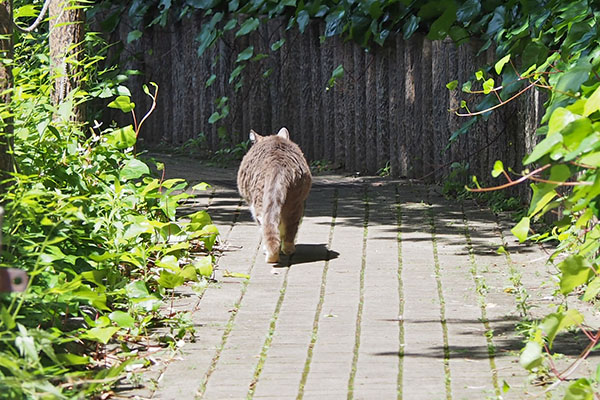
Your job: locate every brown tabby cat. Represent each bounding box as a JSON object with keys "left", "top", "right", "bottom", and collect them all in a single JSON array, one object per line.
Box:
[{"left": 237, "top": 127, "right": 312, "bottom": 263}]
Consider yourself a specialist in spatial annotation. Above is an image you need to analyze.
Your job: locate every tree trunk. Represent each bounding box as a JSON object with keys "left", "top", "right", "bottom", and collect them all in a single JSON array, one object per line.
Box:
[
  {"left": 49, "top": 0, "right": 84, "bottom": 121},
  {"left": 0, "top": 0, "right": 13, "bottom": 175}
]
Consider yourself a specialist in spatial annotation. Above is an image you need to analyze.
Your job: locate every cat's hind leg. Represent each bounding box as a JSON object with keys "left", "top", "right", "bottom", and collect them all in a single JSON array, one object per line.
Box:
[{"left": 281, "top": 202, "right": 303, "bottom": 255}]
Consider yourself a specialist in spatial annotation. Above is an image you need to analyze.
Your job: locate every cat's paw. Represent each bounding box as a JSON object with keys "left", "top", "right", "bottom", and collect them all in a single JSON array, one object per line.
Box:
[
  {"left": 265, "top": 252, "right": 279, "bottom": 264},
  {"left": 282, "top": 242, "right": 295, "bottom": 255}
]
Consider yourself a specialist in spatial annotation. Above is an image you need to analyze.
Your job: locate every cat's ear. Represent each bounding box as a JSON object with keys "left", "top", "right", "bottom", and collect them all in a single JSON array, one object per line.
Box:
[
  {"left": 249, "top": 129, "right": 262, "bottom": 143},
  {"left": 277, "top": 127, "right": 289, "bottom": 140}
]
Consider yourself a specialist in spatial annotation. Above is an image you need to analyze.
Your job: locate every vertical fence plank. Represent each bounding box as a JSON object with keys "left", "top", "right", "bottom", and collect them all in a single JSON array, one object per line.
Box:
[
  {"left": 154, "top": 26, "right": 173, "bottom": 145},
  {"left": 449, "top": 42, "right": 463, "bottom": 171},
  {"left": 354, "top": 44, "right": 366, "bottom": 172},
  {"left": 388, "top": 38, "right": 399, "bottom": 177},
  {"left": 344, "top": 41, "right": 356, "bottom": 172},
  {"left": 396, "top": 38, "right": 408, "bottom": 176},
  {"left": 333, "top": 37, "right": 346, "bottom": 168},
  {"left": 431, "top": 40, "right": 447, "bottom": 181},
  {"left": 365, "top": 52, "right": 377, "bottom": 173},
  {"left": 321, "top": 31, "right": 335, "bottom": 162},
  {"left": 420, "top": 39, "right": 433, "bottom": 181},
  {"left": 404, "top": 34, "right": 423, "bottom": 177},
  {"left": 376, "top": 46, "right": 389, "bottom": 173},
  {"left": 299, "top": 25, "right": 313, "bottom": 157},
  {"left": 309, "top": 22, "right": 323, "bottom": 162}
]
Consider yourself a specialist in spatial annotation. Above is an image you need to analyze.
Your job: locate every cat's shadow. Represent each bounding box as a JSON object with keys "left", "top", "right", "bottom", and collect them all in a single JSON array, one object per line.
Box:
[{"left": 275, "top": 244, "right": 339, "bottom": 267}]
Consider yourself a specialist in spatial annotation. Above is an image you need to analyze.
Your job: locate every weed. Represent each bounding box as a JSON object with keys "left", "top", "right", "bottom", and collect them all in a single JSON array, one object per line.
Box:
[
  {"left": 310, "top": 159, "right": 334, "bottom": 174},
  {"left": 377, "top": 161, "right": 391, "bottom": 177}
]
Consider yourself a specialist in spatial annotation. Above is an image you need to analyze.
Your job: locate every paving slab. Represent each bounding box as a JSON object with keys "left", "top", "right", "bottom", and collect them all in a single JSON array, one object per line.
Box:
[{"left": 118, "top": 155, "right": 599, "bottom": 400}]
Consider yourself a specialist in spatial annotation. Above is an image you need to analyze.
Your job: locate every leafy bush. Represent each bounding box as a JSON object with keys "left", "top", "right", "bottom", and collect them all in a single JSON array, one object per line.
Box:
[{"left": 0, "top": 8, "right": 217, "bottom": 399}]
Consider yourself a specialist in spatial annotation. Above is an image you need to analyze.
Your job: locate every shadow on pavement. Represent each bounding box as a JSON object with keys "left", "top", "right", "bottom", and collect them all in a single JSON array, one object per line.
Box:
[{"left": 273, "top": 244, "right": 339, "bottom": 268}]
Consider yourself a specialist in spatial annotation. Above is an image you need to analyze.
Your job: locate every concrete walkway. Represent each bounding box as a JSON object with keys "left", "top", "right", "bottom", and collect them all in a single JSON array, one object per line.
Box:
[{"left": 123, "top": 156, "right": 599, "bottom": 400}]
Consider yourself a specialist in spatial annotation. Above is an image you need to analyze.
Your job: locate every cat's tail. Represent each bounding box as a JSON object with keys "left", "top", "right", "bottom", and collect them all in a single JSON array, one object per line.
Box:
[{"left": 262, "top": 171, "right": 287, "bottom": 263}]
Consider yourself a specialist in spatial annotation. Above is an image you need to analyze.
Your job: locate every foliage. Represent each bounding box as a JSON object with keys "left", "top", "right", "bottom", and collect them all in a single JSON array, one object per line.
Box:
[
  {"left": 446, "top": 1, "right": 600, "bottom": 396},
  {"left": 0, "top": 5, "right": 217, "bottom": 399},
  {"left": 442, "top": 162, "right": 526, "bottom": 217}
]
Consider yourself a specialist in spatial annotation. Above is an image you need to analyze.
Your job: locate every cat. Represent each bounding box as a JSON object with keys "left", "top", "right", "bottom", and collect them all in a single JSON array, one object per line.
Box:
[{"left": 237, "top": 127, "right": 312, "bottom": 263}]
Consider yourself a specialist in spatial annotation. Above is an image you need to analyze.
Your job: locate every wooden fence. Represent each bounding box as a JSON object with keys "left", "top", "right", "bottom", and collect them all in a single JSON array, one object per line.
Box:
[{"left": 110, "top": 16, "right": 544, "bottom": 182}]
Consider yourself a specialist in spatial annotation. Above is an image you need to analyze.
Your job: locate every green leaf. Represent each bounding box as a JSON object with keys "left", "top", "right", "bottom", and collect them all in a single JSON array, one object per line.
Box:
[
  {"left": 456, "top": 0, "right": 481, "bottom": 23},
  {"left": 327, "top": 64, "right": 344, "bottom": 88},
  {"left": 491, "top": 160, "right": 504, "bottom": 178},
  {"left": 540, "top": 309, "right": 584, "bottom": 348},
  {"left": 126, "top": 281, "right": 150, "bottom": 299},
  {"left": 15, "top": 325, "right": 39, "bottom": 364},
  {"left": 108, "top": 95, "right": 135, "bottom": 113},
  {"left": 236, "top": 46, "right": 254, "bottom": 63},
  {"left": 502, "top": 380, "right": 510, "bottom": 393},
  {"left": 519, "top": 341, "right": 543, "bottom": 370},
  {"left": 121, "top": 158, "right": 150, "bottom": 181},
  {"left": 85, "top": 326, "right": 119, "bottom": 344},
  {"left": 106, "top": 125, "right": 137, "bottom": 149},
  {"left": 223, "top": 270, "right": 250, "bottom": 279},
  {"left": 549, "top": 108, "right": 581, "bottom": 136},
  {"left": 197, "top": 224, "right": 219, "bottom": 250},
  {"left": 208, "top": 112, "right": 221, "bottom": 124},
  {"left": 205, "top": 74, "right": 216, "bottom": 87},
  {"left": 563, "top": 378, "right": 594, "bottom": 400},
  {"left": 56, "top": 353, "right": 90, "bottom": 366},
  {"left": 109, "top": 311, "right": 135, "bottom": 329},
  {"left": 297, "top": 10, "right": 310, "bottom": 33},
  {"left": 522, "top": 41, "right": 548, "bottom": 70},
  {"left": 156, "top": 254, "right": 180, "bottom": 271},
  {"left": 1, "top": 306, "right": 15, "bottom": 329},
  {"left": 402, "top": 15, "right": 420, "bottom": 39},
  {"left": 157, "top": 270, "right": 185, "bottom": 289},
  {"left": 325, "top": 9, "right": 345, "bottom": 37},
  {"left": 584, "top": 85, "right": 600, "bottom": 116},
  {"left": 448, "top": 25, "right": 469, "bottom": 45},
  {"left": 475, "top": 70, "right": 484, "bottom": 81},
  {"left": 192, "top": 182, "right": 210, "bottom": 191},
  {"left": 427, "top": 3, "right": 457, "bottom": 40},
  {"left": 127, "top": 30, "right": 143, "bottom": 43},
  {"left": 189, "top": 209, "right": 212, "bottom": 229},
  {"left": 446, "top": 80, "right": 458, "bottom": 90},
  {"left": 558, "top": 255, "right": 595, "bottom": 295},
  {"left": 271, "top": 39, "right": 285, "bottom": 51},
  {"left": 528, "top": 186, "right": 556, "bottom": 217},
  {"left": 583, "top": 276, "right": 600, "bottom": 301},
  {"left": 523, "top": 133, "right": 563, "bottom": 164},
  {"left": 511, "top": 217, "right": 530, "bottom": 243},
  {"left": 195, "top": 256, "right": 213, "bottom": 277},
  {"left": 495, "top": 54, "right": 511, "bottom": 75},
  {"left": 483, "top": 78, "right": 495, "bottom": 94},
  {"left": 236, "top": 17, "right": 260, "bottom": 37},
  {"left": 229, "top": 64, "right": 245, "bottom": 84},
  {"left": 555, "top": 62, "right": 592, "bottom": 94},
  {"left": 181, "top": 264, "right": 199, "bottom": 282}
]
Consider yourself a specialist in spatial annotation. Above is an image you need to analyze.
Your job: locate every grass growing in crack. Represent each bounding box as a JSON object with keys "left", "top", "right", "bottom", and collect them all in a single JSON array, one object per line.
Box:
[
  {"left": 427, "top": 207, "right": 452, "bottom": 400},
  {"left": 247, "top": 274, "right": 290, "bottom": 398},
  {"left": 494, "top": 215, "right": 532, "bottom": 318},
  {"left": 297, "top": 189, "right": 338, "bottom": 399},
  {"left": 461, "top": 208, "right": 501, "bottom": 398},
  {"left": 395, "top": 185, "right": 405, "bottom": 400},
  {"left": 346, "top": 188, "right": 369, "bottom": 400},
  {"left": 196, "top": 240, "right": 260, "bottom": 398}
]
